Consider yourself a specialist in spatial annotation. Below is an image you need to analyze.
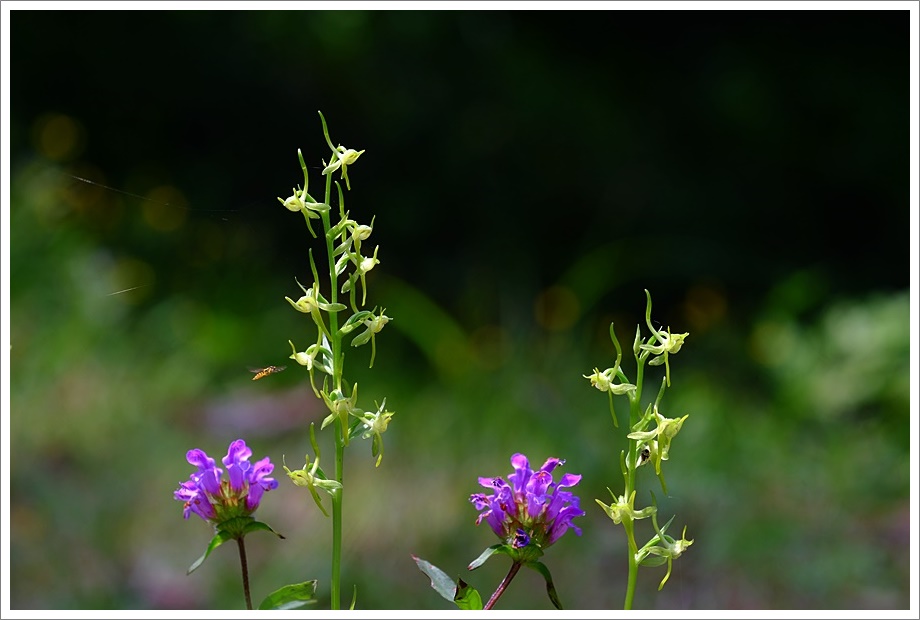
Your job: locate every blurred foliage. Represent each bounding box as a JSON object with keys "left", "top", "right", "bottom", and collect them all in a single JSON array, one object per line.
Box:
[{"left": 7, "top": 8, "right": 911, "bottom": 611}]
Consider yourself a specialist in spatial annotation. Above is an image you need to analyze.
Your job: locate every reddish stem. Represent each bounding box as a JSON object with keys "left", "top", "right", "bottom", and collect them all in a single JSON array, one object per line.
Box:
[{"left": 484, "top": 561, "right": 522, "bottom": 610}]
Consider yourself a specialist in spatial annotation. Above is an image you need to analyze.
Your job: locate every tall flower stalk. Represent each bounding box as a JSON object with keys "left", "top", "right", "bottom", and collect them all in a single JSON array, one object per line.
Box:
[
  {"left": 278, "top": 111, "right": 394, "bottom": 609},
  {"left": 585, "top": 290, "right": 693, "bottom": 609}
]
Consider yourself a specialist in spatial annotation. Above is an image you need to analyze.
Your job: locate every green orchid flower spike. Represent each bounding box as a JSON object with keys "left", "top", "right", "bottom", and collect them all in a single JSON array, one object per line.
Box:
[
  {"left": 340, "top": 245, "right": 380, "bottom": 308},
  {"left": 596, "top": 489, "right": 657, "bottom": 527},
  {"left": 627, "top": 379, "right": 689, "bottom": 476},
  {"left": 332, "top": 215, "right": 375, "bottom": 258},
  {"left": 349, "top": 307, "right": 390, "bottom": 368},
  {"left": 275, "top": 111, "right": 394, "bottom": 610},
  {"left": 584, "top": 366, "right": 637, "bottom": 396},
  {"left": 288, "top": 339, "right": 333, "bottom": 398},
  {"left": 635, "top": 508, "right": 694, "bottom": 591},
  {"left": 283, "top": 425, "right": 343, "bottom": 518},
  {"left": 321, "top": 383, "right": 361, "bottom": 445},
  {"left": 584, "top": 290, "right": 693, "bottom": 609},
  {"left": 638, "top": 289, "right": 689, "bottom": 387},
  {"left": 583, "top": 323, "right": 636, "bottom": 427},
  {"left": 285, "top": 277, "right": 347, "bottom": 339},
  {"left": 352, "top": 399, "right": 395, "bottom": 468},
  {"left": 277, "top": 149, "right": 332, "bottom": 238},
  {"left": 319, "top": 112, "right": 365, "bottom": 190}
]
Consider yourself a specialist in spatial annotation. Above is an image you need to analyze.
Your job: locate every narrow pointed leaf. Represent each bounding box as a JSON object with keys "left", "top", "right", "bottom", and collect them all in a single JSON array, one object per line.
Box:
[
  {"left": 638, "top": 553, "right": 669, "bottom": 567},
  {"left": 258, "top": 580, "right": 318, "bottom": 610},
  {"left": 526, "top": 560, "right": 563, "bottom": 610},
  {"left": 347, "top": 417, "right": 364, "bottom": 441},
  {"left": 340, "top": 311, "right": 373, "bottom": 334},
  {"left": 320, "top": 335, "right": 334, "bottom": 371},
  {"left": 412, "top": 555, "right": 457, "bottom": 602},
  {"left": 467, "top": 544, "right": 505, "bottom": 571},
  {"left": 320, "top": 301, "right": 348, "bottom": 313},
  {"left": 187, "top": 530, "right": 233, "bottom": 575},
  {"left": 242, "top": 519, "right": 286, "bottom": 539},
  {"left": 350, "top": 329, "right": 373, "bottom": 347}
]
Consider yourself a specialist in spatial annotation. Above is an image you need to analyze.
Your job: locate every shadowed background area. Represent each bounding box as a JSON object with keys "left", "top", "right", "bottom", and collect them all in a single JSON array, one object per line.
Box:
[{"left": 7, "top": 8, "right": 912, "bottom": 610}]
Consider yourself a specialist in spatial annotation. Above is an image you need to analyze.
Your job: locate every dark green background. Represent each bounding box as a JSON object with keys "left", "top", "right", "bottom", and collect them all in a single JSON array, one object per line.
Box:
[{"left": 8, "top": 9, "right": 911, "bottom": 611}]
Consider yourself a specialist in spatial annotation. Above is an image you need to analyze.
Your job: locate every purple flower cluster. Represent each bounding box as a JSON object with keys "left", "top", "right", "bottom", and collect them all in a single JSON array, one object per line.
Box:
[
  {"left": 174, "top": 439, "right": 278, "bottom": 526},
  {"left": 470, "top": 453, "right": 585, "bottom": 549}
]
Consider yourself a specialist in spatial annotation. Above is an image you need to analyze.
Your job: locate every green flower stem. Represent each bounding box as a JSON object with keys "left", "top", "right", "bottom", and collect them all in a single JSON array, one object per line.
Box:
[
  {"left": 621, "top": 514, "right": 639, "bottom": 610},
  {"left": 620, "top": 349, "right": 649, "bottom": 610},
  {"left": 236, "top": 537, "right": 253, "bottom": 611},
  {"left": 624, "top": 544, "right": 638, "bottom": 610},
  {"left": 331, "top": 421, "right": 345, "bottom": 610},
  {"left": 320, "top": 172, "right": 343, "bottom": 388},
  {"left": 320, "top": 166, "right": 346, "bottom": 611},
  {"left": 622, "top": 440, "right": 639, "bottom": 610},
  {"left": 483, "top": 561, "right": 523, "bottom": 610}
]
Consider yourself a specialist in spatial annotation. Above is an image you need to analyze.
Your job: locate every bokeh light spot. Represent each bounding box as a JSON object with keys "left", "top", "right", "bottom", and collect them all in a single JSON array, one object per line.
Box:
[
  {"left": 534, "top": 285, "right": 580, "bottom": 331},
  {"left": 142, "top": 186, "right": 187, "bottom": 232},
  {"left": 32, "top": 113, "right": 84, "bottom": 161},
  {"left": 683, "top": 283, "right": 727, "bottom": 332}
]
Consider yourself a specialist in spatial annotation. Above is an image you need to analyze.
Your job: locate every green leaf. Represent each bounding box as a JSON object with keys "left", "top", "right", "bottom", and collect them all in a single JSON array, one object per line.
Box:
[
  {"left": 314, "top": 464, "right": 331, "bottom": 480},
  {"left": 257, "top": 580, "right": 318, "bottom": 610},
  {"left": 656, "top": 513, "right": 677, "bottom": 537},
  {"left": 318, "top": 110, "right": 335, "bottom": 151},
  {"left": 412, "top": 554, "right": 457, "bottom": 603},
  {"left": 467, "top": 544, "right": 504, "bottom": 570},
  {"left": 335, "top": 253, "right": 351, "bottom": 277},
  {"left": 320, "top": 301, "right": 348, "bottom": 313},
  {"left": 327, "top": 212, "right": 351, "bottom": 241},
  {"left": 241, "top": 519, "right": 286, "bottom": 539},
  {"left": 347, "top": 417, "right": 364, "bottom": 441},
  {"left": 187, "top": 530, "right": 233, "bottom": 575},
  {"left": 638, "top": 552, "right": 669, "bottom": 567},
  {"left": 454, "top": 578, "right": 483, "bottom": 610},
  {"left": 187, "top": 520, "right": 285, "bottom": 575},
  {"left": 525, "top": 560, "right": 563, "bottom": 610},
  {"left": 340, "top": 311, "right": 373, "bottom": 335},
  {"left": 319, "top": 335, "right": 334, "bottom": 373},
  {"left": 349, "top": 329, "right": 373, "bottom": 347}
]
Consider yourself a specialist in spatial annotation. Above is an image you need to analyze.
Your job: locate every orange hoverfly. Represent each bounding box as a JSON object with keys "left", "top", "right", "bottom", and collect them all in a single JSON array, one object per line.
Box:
[{"left": 250, "top": 365, "right": 287, "bottom": 381}]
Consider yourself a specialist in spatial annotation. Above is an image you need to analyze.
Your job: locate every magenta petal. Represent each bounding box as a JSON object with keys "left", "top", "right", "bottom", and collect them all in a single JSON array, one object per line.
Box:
[
  {"left": 223, "top": 439, "right": 253, "bottom": 468},
  {"left": 557, "top": 473, "right": 581, "bottom": 488},
  {"left": 176, "top": 440, "right": 277, "bottom": 525},
  {"left": 186, "top": 449, "right": 215, "bottom": 471},
  {"left": 193, "top": 465, "right": 222, "bottom": 496},
  {"left": 470, "top": 493, "right": 490, "bottom": 511},
  {"left": 471, "top": 453, "right": 584, "bottom": 548},
  {"left": 539, "top": 457, "right": 564, "bottom": 474},
  {"left": 224, "top": 440, "right": 253, "bottom": 492},
  {"left": 508, "top": 453, "right": 532, "bottom": 493},
  {"left": 249, "top": 457, "right": 278, "bottom": 492},
  {"left": 246, "top": 483, "right": 265, "bottom": 512}
]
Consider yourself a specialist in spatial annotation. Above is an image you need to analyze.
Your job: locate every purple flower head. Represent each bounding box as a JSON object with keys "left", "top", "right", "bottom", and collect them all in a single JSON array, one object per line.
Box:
[
  {"left": 174, "top": 439, "right": 278, "bottom": 529},
  {"left": 469, "top": 453, "right": 585, "bottom": 550}
]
